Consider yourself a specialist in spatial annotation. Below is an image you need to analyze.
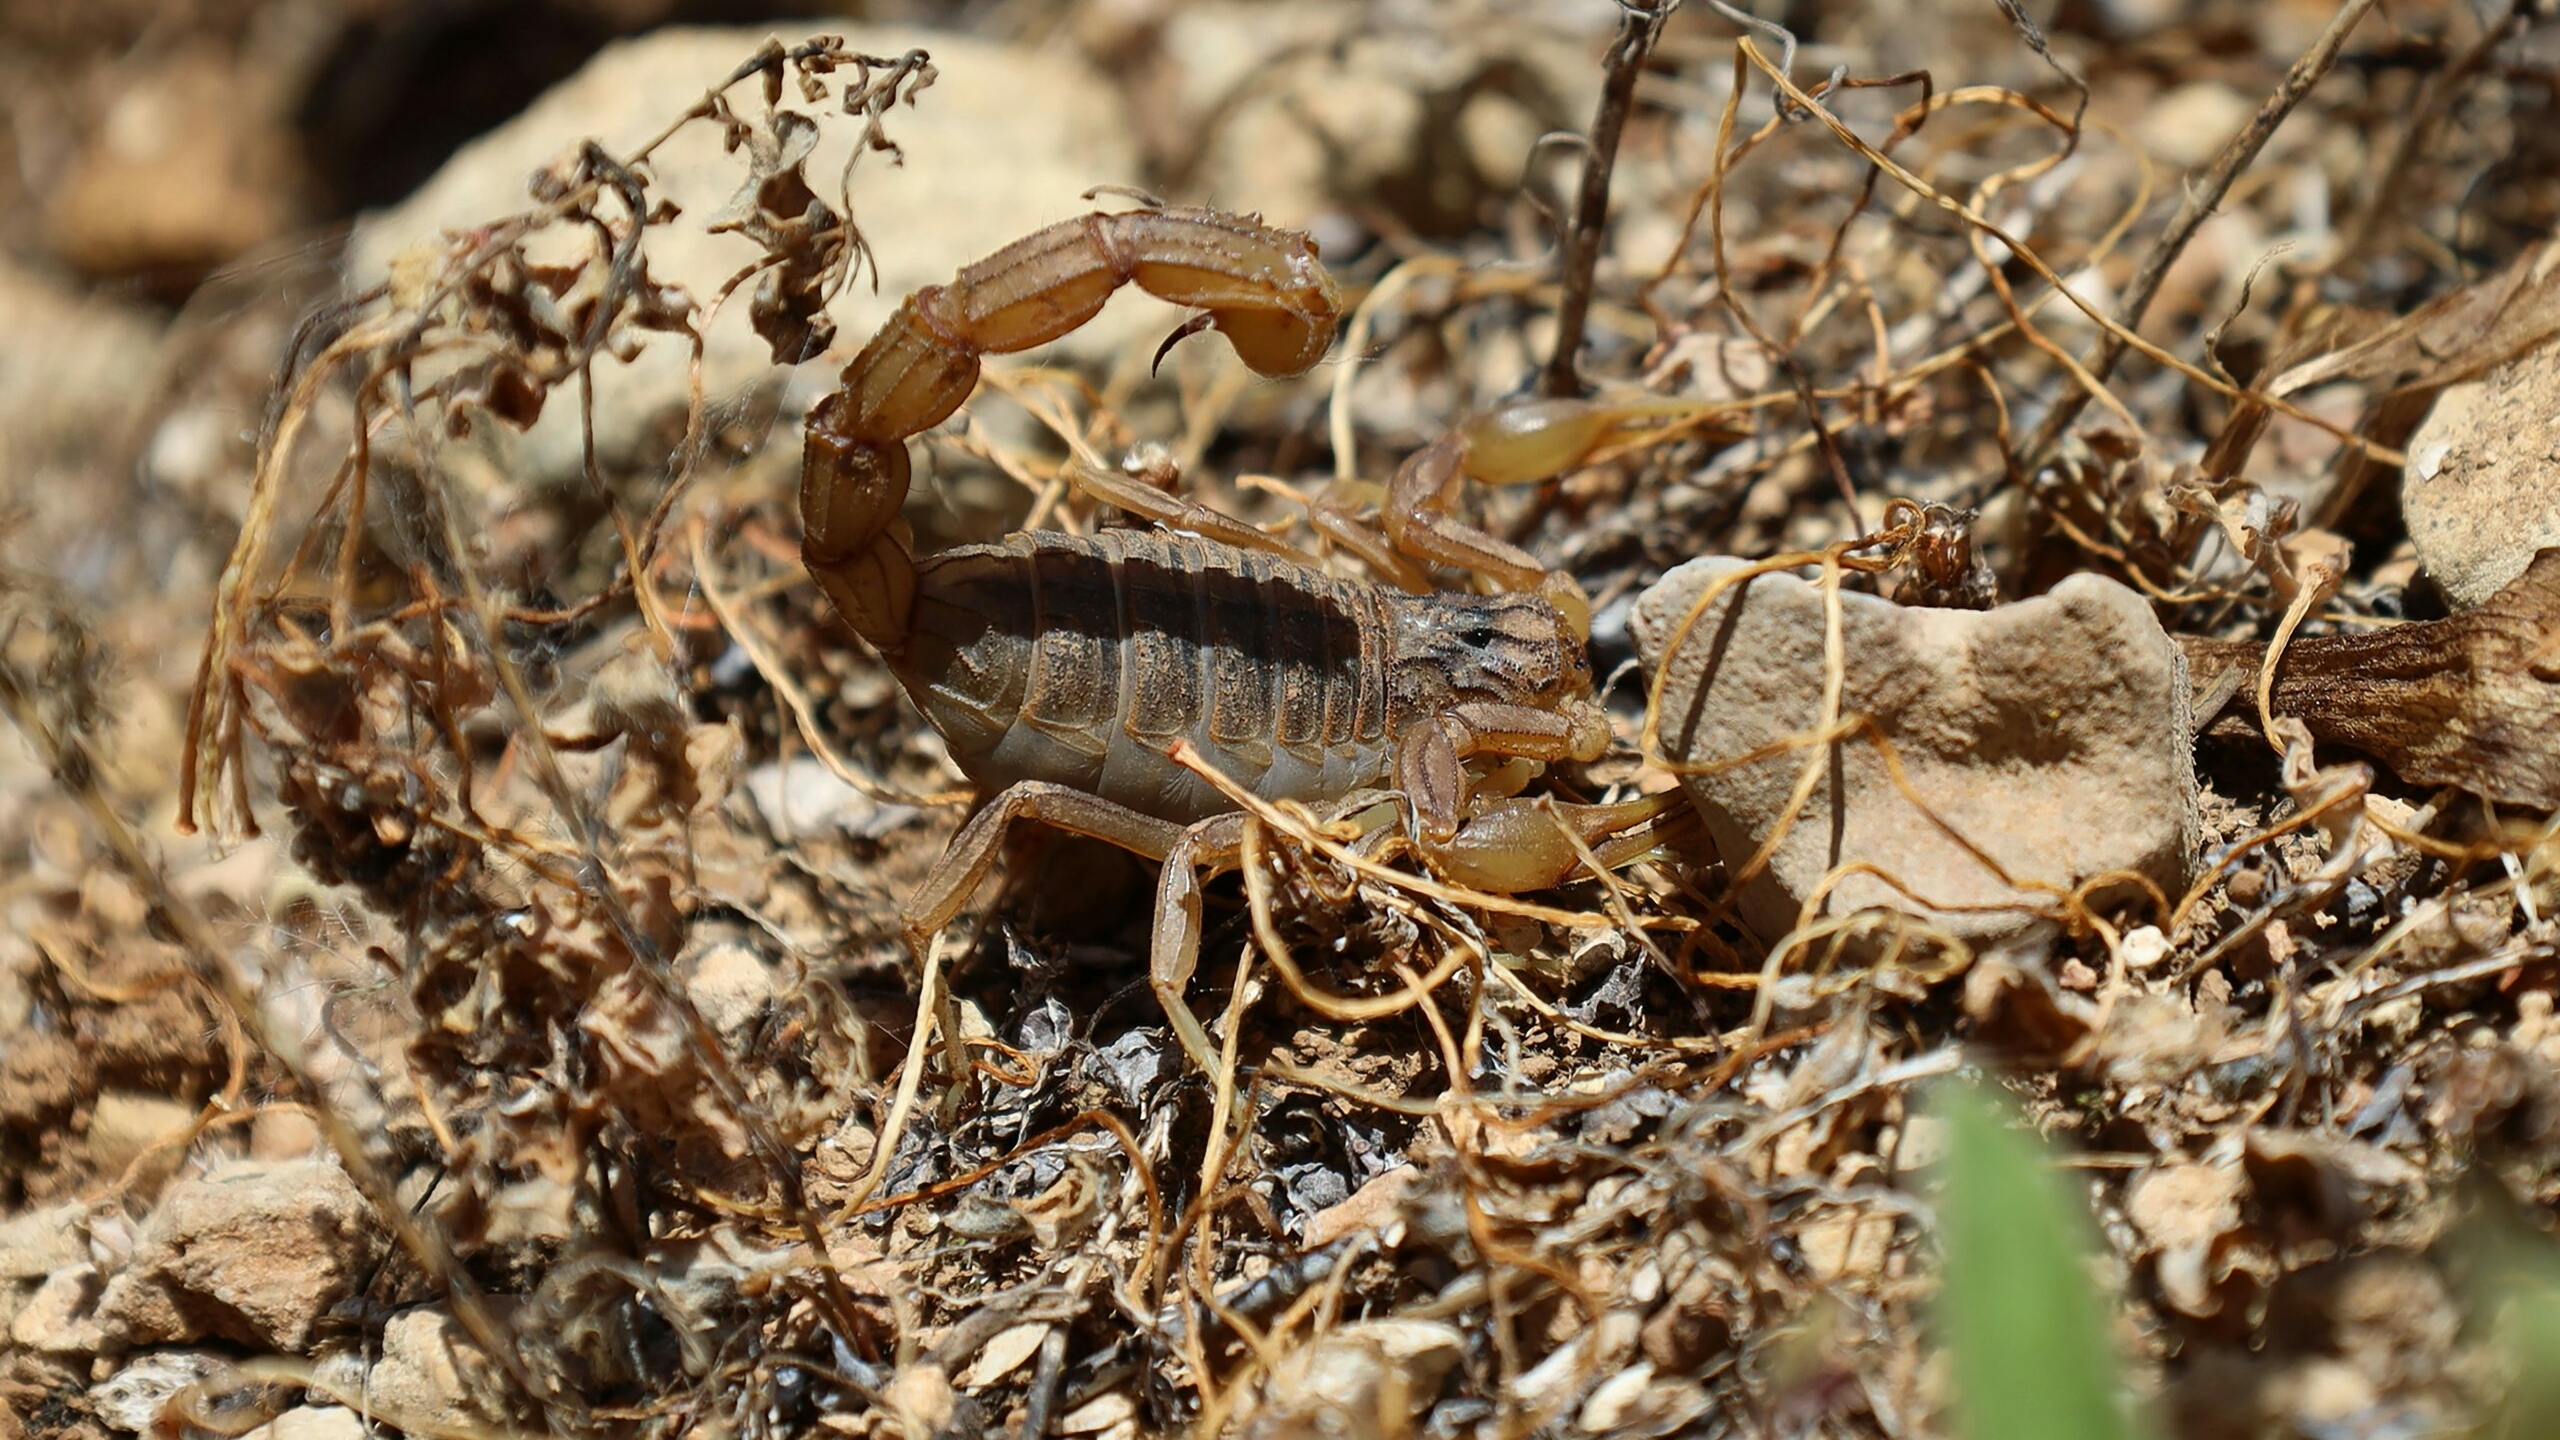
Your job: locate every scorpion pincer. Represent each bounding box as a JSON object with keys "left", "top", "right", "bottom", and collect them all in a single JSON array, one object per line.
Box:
[{"left": 799, "top": 201, "right": 1679, "bottom": 1071}]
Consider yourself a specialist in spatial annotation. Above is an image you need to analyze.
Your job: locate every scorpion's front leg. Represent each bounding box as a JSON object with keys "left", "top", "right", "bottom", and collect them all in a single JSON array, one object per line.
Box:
[
  {"left": 1388, "top": 697, "right": 1694, "bottom": 892},
  {"left": 1417, "top": 790, "right": 1690, "bottom": 895},
  {"left": 1392, "top": 701, "right": 1610, "bottom": 843}
]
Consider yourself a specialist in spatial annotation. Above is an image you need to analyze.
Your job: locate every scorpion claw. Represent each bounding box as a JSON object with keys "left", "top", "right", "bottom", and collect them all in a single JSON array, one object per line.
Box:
[{"left": 1151, "top": 312, "right": 1218, "bottom": 376}]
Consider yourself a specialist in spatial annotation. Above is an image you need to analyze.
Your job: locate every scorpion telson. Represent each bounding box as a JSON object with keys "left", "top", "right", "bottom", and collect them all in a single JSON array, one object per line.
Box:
[{"left": 798, "top": 201, "right": 1683, "bottom": 1071}]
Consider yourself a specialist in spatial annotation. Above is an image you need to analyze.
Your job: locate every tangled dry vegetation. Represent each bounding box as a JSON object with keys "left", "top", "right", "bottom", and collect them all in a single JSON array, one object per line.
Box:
[{"left": 6, "top": 3, "right": 2560, "bottom": 1437}]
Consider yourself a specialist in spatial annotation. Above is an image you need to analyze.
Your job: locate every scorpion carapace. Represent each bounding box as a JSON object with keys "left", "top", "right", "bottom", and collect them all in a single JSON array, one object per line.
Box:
[{"left": 798, "top": 201, "right": 1683, "bottom": 1071}]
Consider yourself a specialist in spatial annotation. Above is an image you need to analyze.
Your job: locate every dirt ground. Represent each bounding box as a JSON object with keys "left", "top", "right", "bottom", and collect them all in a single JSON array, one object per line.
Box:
[{"left": 3, "top": 1, "right": 2559, "bottom": 1437}]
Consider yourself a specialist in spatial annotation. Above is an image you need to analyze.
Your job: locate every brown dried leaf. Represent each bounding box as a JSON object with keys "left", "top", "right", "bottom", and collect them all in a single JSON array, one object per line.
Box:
[
  {"left": 2184, "top": 548, "right": 2560, "bottom": 808},
  {"left": 2269, "top": 235, "right": 2560, "bottom": 398}
]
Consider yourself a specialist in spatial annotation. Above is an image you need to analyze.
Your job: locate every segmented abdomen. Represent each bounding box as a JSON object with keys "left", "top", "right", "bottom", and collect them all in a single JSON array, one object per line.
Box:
[{"left": 896, "top": 530, "right": 1395, "bottom": 823}]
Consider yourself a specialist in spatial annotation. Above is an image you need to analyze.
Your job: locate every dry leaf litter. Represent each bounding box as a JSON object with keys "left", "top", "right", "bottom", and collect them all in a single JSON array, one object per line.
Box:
[{"left": 2, "top": 3, "right": 2558, "bottom": 1439}]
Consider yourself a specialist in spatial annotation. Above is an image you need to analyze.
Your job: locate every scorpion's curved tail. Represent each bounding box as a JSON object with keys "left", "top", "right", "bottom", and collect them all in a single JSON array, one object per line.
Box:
[{"left": 799, "top": 205, "right": 1343, "bottom": 652}]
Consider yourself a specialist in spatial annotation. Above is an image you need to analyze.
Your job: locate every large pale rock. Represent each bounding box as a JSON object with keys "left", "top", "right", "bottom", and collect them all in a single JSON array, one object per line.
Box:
[
  {"left": 1631, "top": 562, "right": 2197, "bottom": 951},
  {"left": 348, "top": 23, "right": 1141, "bottom": 490},
  {"left": 0, "top": 266, "right": 163, "bottom": 458},
  {"left": 94, "top": 1160, "right": 387, "bottom": 1351},
  {"left": 2403, "top": 341, "right": 2560, "bottom": 608}
]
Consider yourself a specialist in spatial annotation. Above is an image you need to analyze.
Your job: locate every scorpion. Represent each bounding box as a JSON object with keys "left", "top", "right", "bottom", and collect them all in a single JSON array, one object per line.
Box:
[{"left": 799, "top": 200, "right": 1689, "bottom": 1071}]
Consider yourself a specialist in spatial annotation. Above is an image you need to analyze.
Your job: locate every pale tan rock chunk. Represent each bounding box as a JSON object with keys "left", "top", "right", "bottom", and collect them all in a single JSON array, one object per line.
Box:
[
  {"left": 1158, "top": 4, "right": 1602, "bottom": 235},
  {"left": 11, "top": 1263, "right": 105, "bottom": 1355},
  {"left": 310, "top": 1306, "right": 527, "bottom": 1435},
  {"left": 1248, "top": 1318, "right": 1465, "bottom": 1437},
  {"left": 1631, "top": 561, "right": 2198, "bottom": 951},
  {"left": 243, "top": 1406, "right": 368, "bottom": 1440},
  {"left": 2402, "top": 341, "right": 2560, "bottom": 607},
  {"left": 94, "top": 1160, "right": 387, "bottom": 1351},
  {"left": 85, "top": 1090, "right": 197, "bottom": 1179}
]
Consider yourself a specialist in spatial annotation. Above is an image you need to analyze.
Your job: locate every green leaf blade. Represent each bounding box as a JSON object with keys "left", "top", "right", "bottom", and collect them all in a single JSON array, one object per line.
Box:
[{"left": 1937, "top": 1082, "right": 2147, "bottom": 1440}]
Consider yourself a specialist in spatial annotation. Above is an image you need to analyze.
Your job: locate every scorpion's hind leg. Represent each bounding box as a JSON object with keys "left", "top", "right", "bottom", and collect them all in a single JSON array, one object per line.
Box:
[
  {"left": 899, "top": 781, "right": 1241, "bottom": 1075},
  {"left": 1151, "top": 814, "right": 1251, "bottom": 1076},
  {"left": 902, "top": 782, "right": 1187, "bottom": 957}
]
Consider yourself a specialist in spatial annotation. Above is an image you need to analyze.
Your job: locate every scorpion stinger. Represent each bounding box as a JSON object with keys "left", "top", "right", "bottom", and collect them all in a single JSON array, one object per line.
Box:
[{"left": 1149, "top": 312, "right": 1219, "bottom": 376}]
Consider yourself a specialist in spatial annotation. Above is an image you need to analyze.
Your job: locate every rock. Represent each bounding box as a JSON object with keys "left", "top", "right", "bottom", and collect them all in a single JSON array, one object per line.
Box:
[
  {"left": 1631, "top": 561, "right": 2197, "bottom": 951},
  {"left": 242, "top": 1406, "right": 368, "bottom": 1440},
  {"left": 2402, "top": 341, "right": 2560, "bottom": 608},
  {"left": 2127, "top": 1163, "right": 2244, "bottom": 1255},
  {"left": 42, "top": 47, "right": 306, "bottom": 281},
  {"left": 744, "top": 756, "right": 919, "bottom": 841},
  {"left": 0, "top": 1202, "right": 87, "bottom": 1281},
  {"left": 2128, "top": 1161, "right": 2246, "bottom": 1315},
  {"left": 86, "top": 1349, "right": 229, "bottom": 1432},
  {"left": 2136, "top": 82, "right": 2255, "bottom": 170},
  {"left": 1159, "top": 4, "right": 1601, "bottom": 240},
  {"left": 1248, "top": 1318, "right": 1464, "bottom": 1435},
  {"left": 94, "top": 1160, "right": 387, "bottom": 1352},
  {"left": 249, "top": 1107, "right": 322, "bottom": 1163},
  {"left": 323, "top": 1306, "right": 527, "bottom": 1434},
  {"left": 85, "top": 1090, "right": 197, "bottom": 1179},
  {"left": 1301, "top": 1164, "right": 1419, "bottom": 1249},
  {"left": 10, "top": 1264, "right": 104, "bottom": 1356},
  {"left": 0, "top": 266, "right": 164, "bottom": 459},
  {"left": 347, "top": 23, "right": 1141, "bottom": 492},
  {"left": 686, "top": 941, "right": 778, "bottom": 1048}
]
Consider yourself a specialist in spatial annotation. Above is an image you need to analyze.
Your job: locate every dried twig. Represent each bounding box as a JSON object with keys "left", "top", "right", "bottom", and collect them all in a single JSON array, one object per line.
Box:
[
  {"left": 1541, "top": 0, "right": 1678, "bottom": 398},
  {"left": 2020, "top": 0, "right": 2380, "bottom": 465}
]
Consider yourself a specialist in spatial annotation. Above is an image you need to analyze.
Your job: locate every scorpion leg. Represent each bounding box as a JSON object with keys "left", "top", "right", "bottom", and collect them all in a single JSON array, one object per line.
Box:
[
  {"left": 1062, "top": 454, "right": 1319, "bottom": 565},
  {"left": 911, "top": 779, "right": 1681, "bottom": 1075},
  {"left": 900, "top": 781, "right": 1243, "bottom": 1074},
  {"left": 1151, "top": 814, "right": 1250, "bottom": 1075},
  {"left": 1334, "top": 395, "right": 1731, "bottom": 608},
  {"left": 1376, "top": 427, "right": 1554, "bottom": 591},
  {"left": 902, "top": 782, "right": 1187, "bottom": 957}
]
